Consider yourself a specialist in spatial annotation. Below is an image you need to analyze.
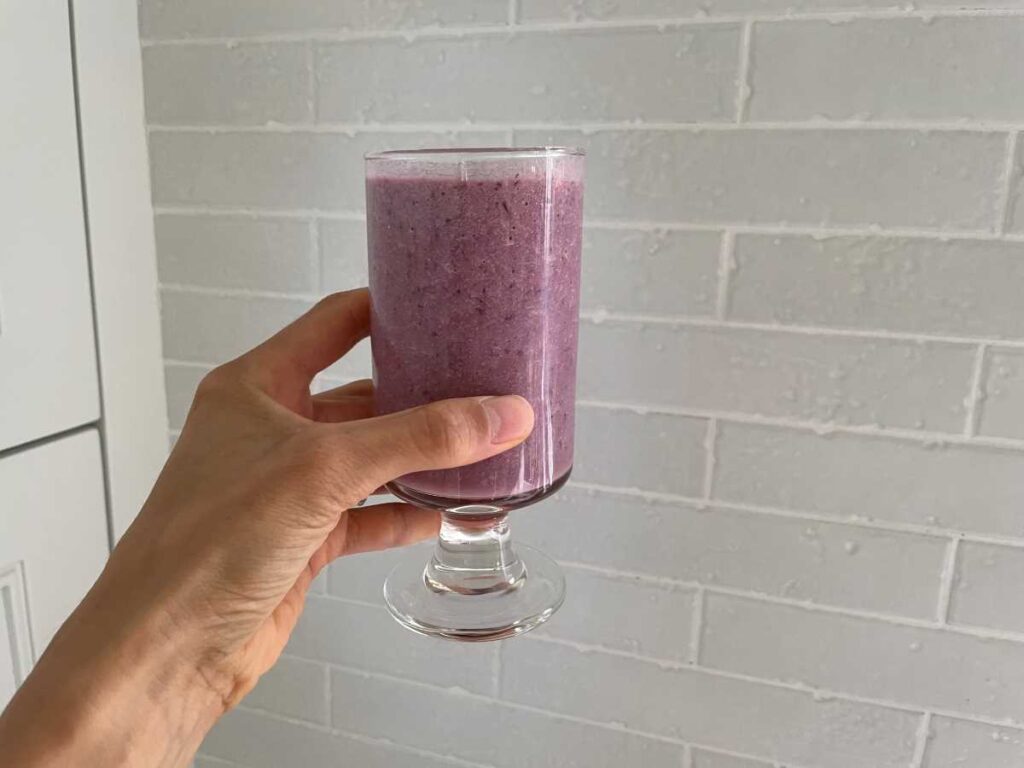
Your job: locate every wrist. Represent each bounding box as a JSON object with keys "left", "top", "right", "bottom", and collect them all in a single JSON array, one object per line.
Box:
[{"left": 0, "top": 565, "right": 226, "bottom": 767}]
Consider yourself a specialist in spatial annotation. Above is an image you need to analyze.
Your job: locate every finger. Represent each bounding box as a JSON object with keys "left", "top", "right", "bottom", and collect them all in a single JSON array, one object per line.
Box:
[
  {"left": 328, "top": 503, "right": 441, "bottom": 559},
  {"left": 312, "top": 395, "right": 374, "bottom": 424},
  {"left": 241, "top": 289, "right": 370, "bottom": 391},
  {"left": 313, "top": 378, "right": 373, "bottom": 400},
  {"left": 337, "top": 395, "right": 534, "bottom": 493}
]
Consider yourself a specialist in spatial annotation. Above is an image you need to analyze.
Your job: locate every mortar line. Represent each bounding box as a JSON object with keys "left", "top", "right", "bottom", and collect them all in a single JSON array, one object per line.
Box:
[
  {"left": 997, "top": 131, "right": 1019, "bottom": 234},
  {"left": 936, "top": 538, "right": 962, "bottom": 625},
  {"left": 147, "top": 119, "right": 1020, "bottom": 133},
  {"left": 681, "top": 744, "right": 693, "bottom": 768},
  {"left": 491, "top": 642, "right": 503, "bottom": 698},
  {"left": 163, "top": 358, "right": 215, "bottom": 369},
  {"left": 304, "top": 41, "right": 317, "bottom": 123},
  {"left": 701, "top": 418, "right": 718, "bottom": 500},
  {"left": 193, "top": 755, "right": 248, "bottom": 768},
  {"left": 311, "top": 218, "right": 323, "bottom": 294},
  {"left": 507, "top": 0, "right": 519, "bottom": 25},
  {"left": 963, "top": 344, "right": 989, "bottom": 437},
  {"left": 911, "top": 711, "right": 933, "bottom": 768},
  {"left": 577, "top": 398, "right": 1024, "bottom": 451},
  {"left": 687, "top": 588, "right": 705, "bottom": 666},
  {"left": 323, "top": 659, "right": 332, "bottom": 726},
  {"left": 139, "top": 7, "right": 1024, "bottom": 47},
  {"left": 734, "top": 21, "right": 753, "bottom": 123},
  {"left": 578, "top": 312, "right": 1024, "bottom": 349},
  {"left": 153, "top": 205, "right": 366, "bottom": 221},
  {"left": 714, "top": 230, "right": 734, "bottom": 320},
  {"left": 587, "top": 219, "right": 1024, "bottom": 241},
  {"left": 160, "top": 282, "right": 320, "bottom": 301}
]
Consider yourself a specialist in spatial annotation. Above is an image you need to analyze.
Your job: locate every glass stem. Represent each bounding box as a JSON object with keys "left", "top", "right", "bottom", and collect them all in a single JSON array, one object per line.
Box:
[{"left": 424, "top": 512, "right": 526, "bottom": 596}]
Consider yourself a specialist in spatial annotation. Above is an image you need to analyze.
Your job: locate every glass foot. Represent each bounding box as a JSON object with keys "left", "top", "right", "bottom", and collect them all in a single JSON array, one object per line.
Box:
[{"left": 383, "top": 543, "right": 565, "bottom": 642}]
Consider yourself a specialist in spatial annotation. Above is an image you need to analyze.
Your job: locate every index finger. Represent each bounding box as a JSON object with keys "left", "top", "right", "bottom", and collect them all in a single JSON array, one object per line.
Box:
[{"left": 243, "top": 288, "right": 370, "bottom": 391}]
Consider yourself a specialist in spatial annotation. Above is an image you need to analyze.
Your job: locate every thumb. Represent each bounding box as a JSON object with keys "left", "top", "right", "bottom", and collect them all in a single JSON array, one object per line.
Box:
[{"left": 339, "top": 395, "right": 535, "bottom": 491}]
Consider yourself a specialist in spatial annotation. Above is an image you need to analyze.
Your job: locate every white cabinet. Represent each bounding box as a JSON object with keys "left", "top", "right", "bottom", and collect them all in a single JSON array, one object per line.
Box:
[
  {"left": 0, "top": 0, "right": 101, "bottom": 451},
  {"left": 0, "top": 0, "right": 168, "bottom": 712},
  {"left": 0, "top": 430, "right": 110, "bottom": 709}
]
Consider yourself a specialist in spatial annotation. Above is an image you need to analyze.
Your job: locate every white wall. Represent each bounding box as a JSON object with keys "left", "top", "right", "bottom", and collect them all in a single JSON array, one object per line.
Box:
[{"left": 141, "top": 2, "right": 1024, "bottom": 766}]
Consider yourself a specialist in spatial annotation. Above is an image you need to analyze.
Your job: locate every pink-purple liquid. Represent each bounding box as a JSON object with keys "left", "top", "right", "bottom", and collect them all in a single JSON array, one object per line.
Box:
[{"left": 367, "top": 159, "right": 583, "bottom": 506}]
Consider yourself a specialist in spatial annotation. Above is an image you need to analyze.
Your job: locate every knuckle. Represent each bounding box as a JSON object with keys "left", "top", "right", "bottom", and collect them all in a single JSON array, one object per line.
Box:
[
  {"left": 294, "top": 431, "right": 372, "bottom": 500},
  {"left": 191, "top": 365, "right": 239, "bottom": 409},
  {"left": 195, "top": 366, "right": 230, "bottom": 396}
]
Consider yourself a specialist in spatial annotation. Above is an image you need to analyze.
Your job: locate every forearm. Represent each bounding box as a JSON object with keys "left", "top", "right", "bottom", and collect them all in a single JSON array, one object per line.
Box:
[{"left": 0, "top": 568, "right": 224, "bottom": 767}]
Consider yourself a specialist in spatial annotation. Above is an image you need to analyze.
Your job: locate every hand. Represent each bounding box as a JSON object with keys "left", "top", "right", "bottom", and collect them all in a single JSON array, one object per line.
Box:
[{"left": 0, "top": 288, "right": 534, "bottom": 768}]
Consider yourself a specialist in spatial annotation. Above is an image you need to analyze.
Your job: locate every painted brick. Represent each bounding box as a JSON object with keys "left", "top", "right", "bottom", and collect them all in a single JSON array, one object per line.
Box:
[
  {"left": 143, "top": 44, "right": 310, "bottom": 125},
  {"left": 140, "top": 0, "right": 508, "bottom": 38},
  {"left": 149, "top": 130, "right": 501, "bottom": 210},
  {"left": 244, "top": 656, "right": 327, "bottom": 724},
  {"left": 516, "top": 486, "right": 947, "bottom": 617},
  {"left": 319, "top": 219, "right": 368, "bottom": 294},
  {"left": 317, "top": 28, "right": 739, "bottom": 123},
  {"left": 202, "top": 707, "right": 461, "bottom": 768},
  {"left": 715, "top": 422, "right": 1024, "bottom": 537},
  {"left": 578, "top": 320, "right": 974, "bottom": 431},
  {"left": 949, "top": 541, "right": 1024, "bottom": 635},
  {"left": 750, "top": 19, "right": 1024, "bottom": 121},
  {"left": 702, "top": 593, "right": 1024, "bottom": 721},
  {"left": 538, "top": 567, "right": 695, "bottom": 661},
  {"left": 582, "top": 228, "right": 719, "bottom": 317},
  {"left": 160, "top": 289, "right": 311, "bottom": 363},
  {"left": 924, "top": 716, "right": 1024, "bottom": 768},
  {"left": 156, "top": 214, "right": 316, "bottom": 293},
  {"left": 321, "top": 337, "right": 372, "bottom": 382},
  {"left": 327, "top": 544, "right": 427, "bottom": 605},
  {"left": 573, "top": 405, "right": 707, "bottom": 496},
  {"left": 502, "top": 639, "right": 919, "bottom": 768},
  {"left": 979, "top": 348, "right": 1024, "bottom": 440},
  {"left": 285, "top": 596, "right": 495, "bottom": 694},
  {"left": 163, "top": 363, "right": 209, "bottom": 430},
  {"left": 331, "top": 669, "right": 684, "bottom": 768},
  {"left": 729, "top": 234, "right": 1024, "bottom": 341},
  {"left": 516, "top": 129, "right": 1006, "bottom": 231}
]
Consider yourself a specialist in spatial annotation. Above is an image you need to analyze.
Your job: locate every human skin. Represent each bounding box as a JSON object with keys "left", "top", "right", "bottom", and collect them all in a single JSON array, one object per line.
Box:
[{"left": 0, "top": 288, "right": 534, "bottom": 767}]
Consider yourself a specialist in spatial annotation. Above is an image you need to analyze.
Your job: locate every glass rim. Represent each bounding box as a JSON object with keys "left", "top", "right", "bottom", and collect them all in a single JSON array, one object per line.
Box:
[{"left": 365, "top": 146, "right": 584, "bottom": 162}]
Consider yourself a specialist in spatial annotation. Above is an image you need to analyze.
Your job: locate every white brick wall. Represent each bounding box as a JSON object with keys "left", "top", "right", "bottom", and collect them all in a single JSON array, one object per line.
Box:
[{"left": 140, "top": 2, "right": 1024, "bottom": 765}]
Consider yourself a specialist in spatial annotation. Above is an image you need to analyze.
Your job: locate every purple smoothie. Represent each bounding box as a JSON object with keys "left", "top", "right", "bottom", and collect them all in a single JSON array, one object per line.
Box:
[{"left": 367, "top": 151, "right": 584, "bottom": 506}]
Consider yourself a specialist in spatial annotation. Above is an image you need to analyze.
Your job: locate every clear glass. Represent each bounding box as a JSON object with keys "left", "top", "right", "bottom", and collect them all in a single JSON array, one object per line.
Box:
[{"left": 366, "top": 147, "right": 585, "bottom": 641}]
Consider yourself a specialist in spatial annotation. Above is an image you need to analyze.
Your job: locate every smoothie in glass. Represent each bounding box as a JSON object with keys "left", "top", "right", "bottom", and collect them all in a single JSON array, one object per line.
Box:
[{"left": 367, "top": 152, "right": 584, "bottom": 507}]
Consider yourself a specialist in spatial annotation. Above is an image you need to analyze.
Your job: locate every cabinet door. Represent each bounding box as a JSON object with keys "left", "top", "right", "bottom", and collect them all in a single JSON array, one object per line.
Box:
[
  {"left": 0, "top": 0, "right": 101, "bottom": 451},
  {"left": 0, "top": 430, "right": 109, "bottom": 709}
]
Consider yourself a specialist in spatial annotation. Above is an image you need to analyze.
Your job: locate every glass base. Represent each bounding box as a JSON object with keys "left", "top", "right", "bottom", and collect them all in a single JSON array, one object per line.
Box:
[
  {"left": 386, "top": 467, "right": 571, "bottom": 515},
  {"left": 383, "top": 542, "right": 565, "bottom": 642}
]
